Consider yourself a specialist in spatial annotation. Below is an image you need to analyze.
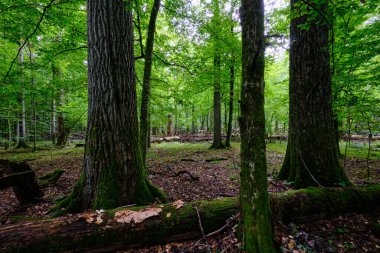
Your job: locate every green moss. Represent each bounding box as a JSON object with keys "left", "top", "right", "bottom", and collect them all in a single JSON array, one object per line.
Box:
[
  {"left": 38, "top": 169, "right": 65, "bottom": 187},
  {"left": 10, "top": 216, "right": 51, "bottom": 223}
]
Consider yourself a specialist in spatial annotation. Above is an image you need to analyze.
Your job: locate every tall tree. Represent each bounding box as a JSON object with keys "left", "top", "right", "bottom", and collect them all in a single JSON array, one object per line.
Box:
[
  {"left": 16, "top": 41, "right": 28, "bottom": 149},
  {"left": 140, "top": 0, "right": 161, "bottom": 161},
  {"left": 210, "top": 0, "right": 225, "bottom": 149},
  {"left": 277, "top": 0, "right": 349, "bottom": 188},
  {"left": 239, "top": 0, "right": 276, "bottom": 252},
  {"left": 225, "top": 1, "right": 236, "bottom": 148},
  {"left": 53, "top": 0, "right": 166, "bottom": 213}
]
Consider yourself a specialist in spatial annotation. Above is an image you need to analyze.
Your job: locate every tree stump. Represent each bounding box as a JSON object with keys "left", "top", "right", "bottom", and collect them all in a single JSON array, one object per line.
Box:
[{"left": 0, "top": 159, "right": 43, "bottom": 204}]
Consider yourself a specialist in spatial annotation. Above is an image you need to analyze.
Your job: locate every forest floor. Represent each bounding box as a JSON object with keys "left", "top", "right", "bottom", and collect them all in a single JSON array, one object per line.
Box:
[{"left": 0, "top": 140, "right": 379, "bottom": 252}]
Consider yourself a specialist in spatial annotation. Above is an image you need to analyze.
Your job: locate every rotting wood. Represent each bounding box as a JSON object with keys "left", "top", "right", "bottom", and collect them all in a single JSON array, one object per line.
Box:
[{"left": 1, "top": 185, "right": 380, "bottom": 252}]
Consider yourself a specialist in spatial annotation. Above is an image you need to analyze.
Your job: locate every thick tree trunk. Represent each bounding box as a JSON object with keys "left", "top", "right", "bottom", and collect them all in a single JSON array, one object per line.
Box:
[
  {"left": 52, "top": 0, "right": 166, "bottom": 213},
  {"left": 278, "top": 0, "right": 349, "bottom": 188},
  {"left": 240, "top": 0, "right": 275, "bottom": 252},
  {"left": 210, "top": 0, "right": 224, "bottom": 149},
  {"left": 2, "top": 186, "right": 380, "bottom": 253},
  {"left": 140, "top": 0, "right": 161, "bottom": 161}
]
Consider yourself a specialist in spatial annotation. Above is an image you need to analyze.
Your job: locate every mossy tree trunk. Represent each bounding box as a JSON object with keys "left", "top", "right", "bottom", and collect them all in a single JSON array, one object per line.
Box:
[
  {"left": 240, "top": 0, "right": 276, "bottom": 252},
  {"left": 140, "top": 0, "right": 161, "bottom": 162},
  {"left": 54, "top": 0, "right": 166, "bottom": 213},
  {"left": 210, "top": 0, "right": 225, "bottom": 149},
  {"left": 278, "top": 0, "right": 349, "bottom": 188}
]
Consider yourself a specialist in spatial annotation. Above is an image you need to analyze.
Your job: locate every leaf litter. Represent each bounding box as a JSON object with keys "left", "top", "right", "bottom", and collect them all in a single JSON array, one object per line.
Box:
[{"left": 1, "top": 141, "right": 380, "bottom": 252}]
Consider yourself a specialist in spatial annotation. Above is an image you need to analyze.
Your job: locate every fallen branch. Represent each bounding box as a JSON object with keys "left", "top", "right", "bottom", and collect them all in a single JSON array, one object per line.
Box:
[
  {"left": 205, "top": 157, "right": 229, "bottom": 162},
  {"left": 166, "top": 165, "right": 199, "bottom": 181},
  {"left": 1, "top": 185, "right": 380, "bottom": 252}
]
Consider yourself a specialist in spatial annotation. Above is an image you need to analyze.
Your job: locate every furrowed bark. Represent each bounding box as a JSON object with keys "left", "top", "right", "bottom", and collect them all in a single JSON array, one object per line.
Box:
[
  {"left": 1, "top": 185, "right": 380, "bottom": 253},
  {"left": 278, "top": 0, "right": 349, "bottom": 188}
]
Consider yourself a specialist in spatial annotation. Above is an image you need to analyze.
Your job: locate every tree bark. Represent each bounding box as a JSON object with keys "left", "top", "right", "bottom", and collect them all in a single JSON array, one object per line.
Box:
[
  {"left": 278, "top": 0, "right": 349, "bottom": 188},
  {"left": 240, "top": 0, "right": 276, "bottom": 252},
  {"left": 2, "top": 185, "right": 380, "bottom": 252},
  {"left": 52, "top": 0, "right": 166, "bottom": 213},
  {"left": 140, "top": 0, "right": 161, "bottom": 161}
]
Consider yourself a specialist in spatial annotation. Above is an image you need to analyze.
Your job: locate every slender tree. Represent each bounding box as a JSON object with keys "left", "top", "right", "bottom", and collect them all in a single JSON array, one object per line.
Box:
[
  {"left": 140, "top": 0, "right": 161, "bottom": 161},
  {"left": 240, "top": 0, "right": 276, "bottom": 252},
  {"left": 210, "top": 0, "right": 225, "bottom": 149},
  {"left": 16, "top": 41, "right": 28, "bottom": 149},
  {"left": 52, "top": 0, "right": 166, "bottom": 213},
  {"left": 278, "top": 0, "right": 349, "bottom": 188}
]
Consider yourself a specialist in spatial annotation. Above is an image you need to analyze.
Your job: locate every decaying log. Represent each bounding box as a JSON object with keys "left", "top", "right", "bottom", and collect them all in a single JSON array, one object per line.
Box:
[
  {"left": 1, "top": 185, "right": 380, "bottom": 253},
  {"left": 0, "top": 160, "right": 43, "bottom": 204}
]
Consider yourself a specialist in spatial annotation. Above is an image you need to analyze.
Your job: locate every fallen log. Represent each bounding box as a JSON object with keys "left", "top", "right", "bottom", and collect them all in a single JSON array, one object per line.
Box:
[{"left": 1, "top": 185, "right": 379, "bottom": 253}]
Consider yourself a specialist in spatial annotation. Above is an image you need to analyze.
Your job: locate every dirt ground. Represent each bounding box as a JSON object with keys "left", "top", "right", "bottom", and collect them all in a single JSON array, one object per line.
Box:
[{"left": 0, "top": 141, "right": 379, "bottom": 252}]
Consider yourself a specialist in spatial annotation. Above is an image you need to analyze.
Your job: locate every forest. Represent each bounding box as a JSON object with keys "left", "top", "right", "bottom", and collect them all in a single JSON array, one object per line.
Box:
[{"left": 0, "top": 0, "right": 379, "bottom": 252}]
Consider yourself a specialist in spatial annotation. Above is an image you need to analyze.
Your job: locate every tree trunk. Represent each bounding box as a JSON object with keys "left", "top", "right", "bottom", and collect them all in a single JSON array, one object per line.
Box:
[
  {"left": 28, "top": 42, "right": 37, "bottom": 152},
  {"left": 2, "top": 185, "right": 380, "bottom": 252},
  {"left": 50, "top": 97, "right": 56, "bottom": 144},
  {"left": 6, "top": 111, "right": 12, "bottom": 150},
  {"left": 140, "top": 0, "right": 161, "bottom": 161},
  {"left": 278, "top": 0, "right": 349, "bottom": 188},
  {"left": 56, "top": 88, "right": 68, "bottom": 147},
  {"left": 225, "top": 53, "right": 235, "bottom": 148},
  {"left": 16, "top": 43, "right": 28, "bottom": 149},
  {"left": 52, "top": 0, "right": 166, "bottom": 214},
  {"left": 166, "top": 114, "right": 173, "bottom": 137},
  {"left": 240, "top": 0, "right": 276, "bottom": 252},
  {"left": 210, "top": 0, "right": 224, "bottom": 149},
  {"left": 191, "top": 105, "right": 196, "bottom": 134}
]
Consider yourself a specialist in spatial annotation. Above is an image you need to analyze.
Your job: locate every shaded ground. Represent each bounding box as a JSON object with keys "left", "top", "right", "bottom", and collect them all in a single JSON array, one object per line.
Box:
[{"left": 0, "top": 141, "right": 379, "bottom": 252}]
